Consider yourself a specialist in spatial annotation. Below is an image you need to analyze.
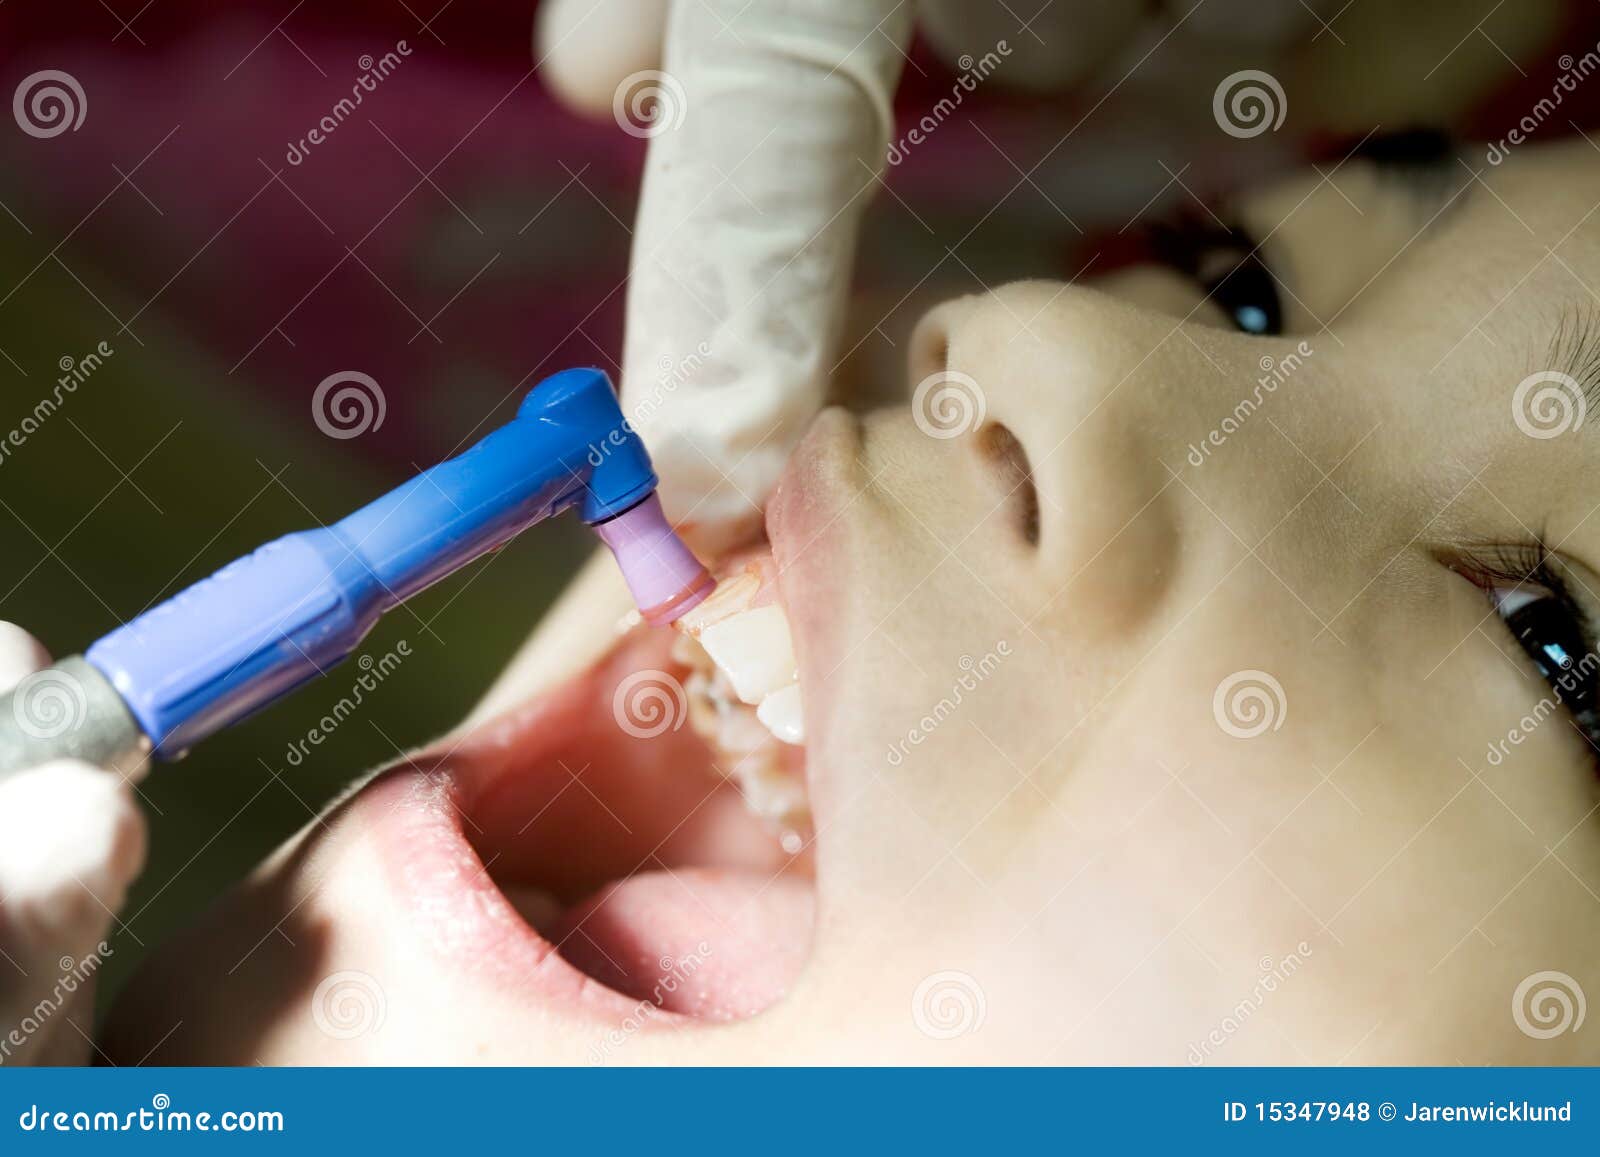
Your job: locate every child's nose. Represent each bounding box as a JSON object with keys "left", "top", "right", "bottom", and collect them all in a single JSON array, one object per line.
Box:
[{"left": 910, "top": 283, "right": 1188, "bottom": 638}]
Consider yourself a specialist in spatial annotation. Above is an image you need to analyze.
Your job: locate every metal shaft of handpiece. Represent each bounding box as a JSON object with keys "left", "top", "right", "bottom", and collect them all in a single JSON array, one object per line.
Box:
[{"left": 0, "top": 657, "right": 149, "bottom": 781}]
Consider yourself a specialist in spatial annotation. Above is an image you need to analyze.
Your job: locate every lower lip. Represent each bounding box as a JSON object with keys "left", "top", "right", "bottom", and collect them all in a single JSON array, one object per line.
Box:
[{"left": 350, "top": 759, "right": 681, "bottom": 1023}]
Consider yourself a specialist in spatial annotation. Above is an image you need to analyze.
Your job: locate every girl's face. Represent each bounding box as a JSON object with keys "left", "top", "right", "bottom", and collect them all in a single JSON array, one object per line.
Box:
[{"left": 108, "top": 138, "right": 1600, "bottom": 1064}]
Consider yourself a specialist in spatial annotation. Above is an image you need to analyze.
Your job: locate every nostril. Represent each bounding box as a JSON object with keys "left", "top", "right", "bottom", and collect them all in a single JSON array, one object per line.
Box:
[
  {"left": 908, "top": 307, "right": 953, "bottom": 389},
  {"left": 975, "top": 423, "right": 1040, "bottom": 546}
]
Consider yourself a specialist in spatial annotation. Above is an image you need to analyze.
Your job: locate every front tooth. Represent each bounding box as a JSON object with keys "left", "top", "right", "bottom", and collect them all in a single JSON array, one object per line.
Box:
[
  {"left": 756, "top": 683, "right": 804, "bottom": 745},
  {"left": 696, "top": 604, "right": 796, "bottom": 706},
  {"left": 675, "top": 571, "right": 760, "bottom": 633}
]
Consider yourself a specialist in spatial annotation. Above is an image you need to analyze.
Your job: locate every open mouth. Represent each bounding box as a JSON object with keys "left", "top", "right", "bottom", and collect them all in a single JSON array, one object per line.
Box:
[{"left": 359, "top": 547, "right": 815, "bottom": 1028}]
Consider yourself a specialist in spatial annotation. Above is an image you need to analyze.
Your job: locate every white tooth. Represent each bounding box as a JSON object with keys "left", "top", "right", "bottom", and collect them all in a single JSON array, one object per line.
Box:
[
  {"left": 756, "top": 683, "right": 804, "bottom": 745},
  {"left": 675, "top": 571, "right": 760, "bottom": 633},
  {"left": 718, "top": 704, "right": 772, "bottom": 756},
  {"left": 734, "top": 756, "right": 809, "bottom": 824},
  {"left": 696, "top": 604, "right": 796, "bottom": 706}
]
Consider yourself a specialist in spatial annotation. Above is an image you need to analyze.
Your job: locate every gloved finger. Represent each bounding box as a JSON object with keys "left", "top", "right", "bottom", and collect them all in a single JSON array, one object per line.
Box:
[
  {"left": 535, "top": 0, "right": 671, "bottom": 120},
  {"left": 0, "top": 759, "right": 146, "bottom": 1065},
  {"left": 623, "top": 0, "right": 912, "bottom": 555},
  {"left": 0, "top": 621, "right": 51, "bottom": 696},
  {"left": 917, "top": 0, "right": 1146, "bottom": 93},
  {"left": 0, "top": 759, "right": 147, "bottom": 945}
]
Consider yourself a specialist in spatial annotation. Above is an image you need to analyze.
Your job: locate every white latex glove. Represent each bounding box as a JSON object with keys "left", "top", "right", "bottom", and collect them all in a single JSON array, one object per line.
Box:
[
  {"left": 537, "top": 0, "right": 1152, "bottom": 552},
  {"left": 0, "top": 623, "right": 146, "bottom": 1066}
]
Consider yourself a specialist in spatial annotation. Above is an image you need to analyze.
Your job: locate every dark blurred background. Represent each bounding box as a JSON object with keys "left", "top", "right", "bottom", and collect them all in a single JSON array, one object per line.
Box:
[{"left": 0, "top": 0, "right": 1590, "bottom": 1004}]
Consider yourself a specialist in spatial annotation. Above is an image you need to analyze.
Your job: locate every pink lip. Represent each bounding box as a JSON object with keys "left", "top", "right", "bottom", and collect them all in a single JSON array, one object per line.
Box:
[{"left": 352, "top": 756, "right": 679, "bottom": 1025}]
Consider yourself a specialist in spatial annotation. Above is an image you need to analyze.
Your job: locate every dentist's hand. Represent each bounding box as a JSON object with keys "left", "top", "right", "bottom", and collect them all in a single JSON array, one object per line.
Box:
[
  {"left": 0, "top": 623, "right": 145, "bottom": 1065},
  {"left": 538, "top": 0, "right": 1147, "bottom": 553},
  {"left": 541, "top": 0, "right": 911, "bottom": 552}
]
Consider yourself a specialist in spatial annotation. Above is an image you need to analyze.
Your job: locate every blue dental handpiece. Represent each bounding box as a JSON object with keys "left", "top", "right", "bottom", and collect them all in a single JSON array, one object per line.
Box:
[{"left": 0, "top": 368, "right": 712, "bottom": 776}]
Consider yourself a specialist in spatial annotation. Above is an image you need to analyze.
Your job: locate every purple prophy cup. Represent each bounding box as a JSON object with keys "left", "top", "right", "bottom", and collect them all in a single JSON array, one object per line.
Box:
[{"left": 594, "top": 494, "right": 716, "bottom": 626}]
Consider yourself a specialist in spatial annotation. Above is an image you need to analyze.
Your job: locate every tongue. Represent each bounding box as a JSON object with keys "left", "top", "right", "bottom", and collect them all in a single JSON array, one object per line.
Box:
[
  {"left": 543, "top": 868, "right": 813, "bottom": 1019},
  {"left": 462, "top": 618, "right": 813, "bottom": 1020}
]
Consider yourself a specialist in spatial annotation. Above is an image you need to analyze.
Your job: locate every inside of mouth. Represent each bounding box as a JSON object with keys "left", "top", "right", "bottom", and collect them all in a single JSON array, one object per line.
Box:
[{"left": 456, "top": 597, "right": 813, "bottom": 1022}]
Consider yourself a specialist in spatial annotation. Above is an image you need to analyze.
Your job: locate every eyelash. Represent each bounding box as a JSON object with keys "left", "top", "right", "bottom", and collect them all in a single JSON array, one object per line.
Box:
[
  {"left": 1151, "top": 217, "right": 1285, "bottom": 336},
  {"left": 1454, "top": 542, "right": 1600, "bottom": 764}
]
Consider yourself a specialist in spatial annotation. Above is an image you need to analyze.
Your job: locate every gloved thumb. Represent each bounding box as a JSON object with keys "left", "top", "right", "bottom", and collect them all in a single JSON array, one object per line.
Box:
[{"left": 0, "top": 623, "right": 146, "bottom": 1065}]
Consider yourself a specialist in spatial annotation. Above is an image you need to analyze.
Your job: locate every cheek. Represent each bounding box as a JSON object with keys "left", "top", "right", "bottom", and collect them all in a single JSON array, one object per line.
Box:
[{"left": 102, "top": 825, "right": 343, "bottom": 1064}]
